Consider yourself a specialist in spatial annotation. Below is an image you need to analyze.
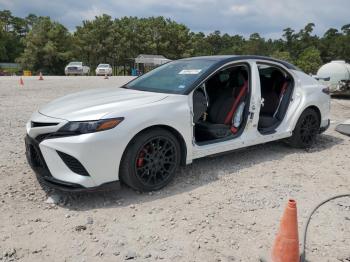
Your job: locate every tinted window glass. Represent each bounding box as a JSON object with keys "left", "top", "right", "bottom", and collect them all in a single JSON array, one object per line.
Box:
[
  {"left": 69, "top": 62, "right": 82, "bottom": 66},
  {"left": 98, "top": 64, "right": 109, "bottom": 68},
  {"left": 125, "top": 60, "right": 216, "bottom": 94}
]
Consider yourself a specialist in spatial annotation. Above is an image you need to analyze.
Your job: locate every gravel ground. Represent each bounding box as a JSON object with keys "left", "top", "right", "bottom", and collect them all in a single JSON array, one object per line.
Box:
[{"left": 0, "top": 76, "right": 349, "bottom": 262}]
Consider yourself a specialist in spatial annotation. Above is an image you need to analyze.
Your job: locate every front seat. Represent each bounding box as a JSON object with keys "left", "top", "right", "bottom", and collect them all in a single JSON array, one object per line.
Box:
[{"left": 195, "top": 71, "right": 248, "bottom": 141}]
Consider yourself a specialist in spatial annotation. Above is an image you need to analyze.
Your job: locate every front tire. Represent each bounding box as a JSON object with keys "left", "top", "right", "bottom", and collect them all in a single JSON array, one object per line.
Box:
[
  {"left": 120, "top": 128, "right": 181, "bottom": 192},
  {"left": 288, "top": 108, "right": 320, "bottom": 149}
]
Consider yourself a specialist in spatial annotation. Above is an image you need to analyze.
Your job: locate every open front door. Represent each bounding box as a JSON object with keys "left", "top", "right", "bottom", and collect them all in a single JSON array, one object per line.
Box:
[{"left": 192, "top": 60, "right": 261, "bottom": 159}]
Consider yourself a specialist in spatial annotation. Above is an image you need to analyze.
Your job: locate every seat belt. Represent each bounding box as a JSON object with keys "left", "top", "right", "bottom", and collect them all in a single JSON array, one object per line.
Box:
[
  {"left": 224, "top": 81, "right": 248, "bottom": 133},
  {"left": 273, "top": 81, "right": 289, "bottom": 118}
]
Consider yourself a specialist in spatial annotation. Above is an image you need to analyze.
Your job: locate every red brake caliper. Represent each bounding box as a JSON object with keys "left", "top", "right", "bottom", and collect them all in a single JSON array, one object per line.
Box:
[{"left": 137, "top": 151, "right": 145, "bottom": 168}]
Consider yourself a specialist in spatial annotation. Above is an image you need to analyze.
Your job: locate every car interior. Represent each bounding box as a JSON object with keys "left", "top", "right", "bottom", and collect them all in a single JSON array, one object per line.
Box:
[
  {"left": 192, "top": 65, "right": 250, "bottom": 144},
  {"left": 257, "top": 64, "right": 294, "bottom": 134}
]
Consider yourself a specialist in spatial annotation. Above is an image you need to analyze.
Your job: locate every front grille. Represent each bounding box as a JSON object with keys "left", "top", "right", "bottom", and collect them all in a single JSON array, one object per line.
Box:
[
  {"left": 35, "top": 132, "right": 74, "bottom": 143},
  {"left": 67, "top": 67, "right": 82, "bottom": 71},
  {"left": 25, "top": 135, "right": 51, "bottom": 178},
  {"left": 57, "top": 151, "right": 90, "bottom": 177},
  {"left": 35, "top": 133, "right": 53, "bottom": 143},
  {"left": 31, "top": 121, "right": 59, "bottom": 128},
  {"left": 28, "top": 144, "right": 44, "bottom": 167}
]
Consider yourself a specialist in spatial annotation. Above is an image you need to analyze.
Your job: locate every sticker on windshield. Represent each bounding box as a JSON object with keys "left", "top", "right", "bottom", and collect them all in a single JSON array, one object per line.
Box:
[
  {"left": 178, "top": 85, "right": 186, "bottom": 89},
  {"left": 178, "top": 69, "right": 202, "bottom": 75}
]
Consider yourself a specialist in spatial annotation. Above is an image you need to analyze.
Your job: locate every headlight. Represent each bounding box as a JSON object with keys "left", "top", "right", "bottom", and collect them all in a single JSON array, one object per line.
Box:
[{"left": 58, "top": 118, "right": 124, "bottom": 135}]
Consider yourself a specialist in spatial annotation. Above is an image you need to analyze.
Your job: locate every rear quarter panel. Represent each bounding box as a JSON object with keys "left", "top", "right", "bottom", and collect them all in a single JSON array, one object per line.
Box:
[{"left": 287, "top": 70, "right": 330, "bottom": 131}]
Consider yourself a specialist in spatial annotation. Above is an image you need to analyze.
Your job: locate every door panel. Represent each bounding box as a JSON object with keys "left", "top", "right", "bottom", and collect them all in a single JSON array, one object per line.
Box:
[{"left": 256, "top": 61, "right": 296, "bottom": 135}]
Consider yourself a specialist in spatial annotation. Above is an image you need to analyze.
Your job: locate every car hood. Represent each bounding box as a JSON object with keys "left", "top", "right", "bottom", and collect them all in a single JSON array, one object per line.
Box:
[{"left": 39, "top": 87, "right": 168, "bottom": 121}]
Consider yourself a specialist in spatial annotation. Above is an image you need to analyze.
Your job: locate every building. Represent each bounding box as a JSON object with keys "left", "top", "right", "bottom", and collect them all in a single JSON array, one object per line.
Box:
[{"left": 133, "top": 54, "right": 171, "bottom": 75}]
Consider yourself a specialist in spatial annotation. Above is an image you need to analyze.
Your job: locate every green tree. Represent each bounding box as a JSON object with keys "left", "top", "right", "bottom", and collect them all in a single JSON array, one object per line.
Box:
[
  {"left": 206, "top": 30, "right": 223, "bottom": 55},
  {"left": 271, "top": 51, "right": 293, "bottom": 63},
  {"left": 74, "top": 15, "right": 193, "bottom": 68},
  {"left": 296, "top": 46, "right": 322, "bottom": 74},
  {"left": 73, "top": 14, "right": 114, "bottom": 69},
  {"left": 319, "top": 28, "right": 342, "bottom": 62},
  {"left": 162, "top": 19, "right": 192, "bottom": 59},
  {"left": 0, "top": 24, "right": 7, "bottom": 59},
  {"left": 17, "top": 17, "right": 73, "bottom": 74},
  {"left": 242, "top": 33, "right": 267, "bottom": 55},
  {"left": 4, "top": 10, "right": 350, "bottom": 75},
  {"left": 0, "top": 10, "right": 29, "bottom": 62},
  {"left": 341, "top": 24, "right": 350, "bottom": 35},
  {"left": 190, "top": 32, "right": 211, "bottom": 56}
]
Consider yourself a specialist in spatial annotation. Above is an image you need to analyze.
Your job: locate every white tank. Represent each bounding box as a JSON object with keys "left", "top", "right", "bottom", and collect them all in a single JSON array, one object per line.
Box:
[{"left": 317, "top": 60, "right": 350, "bottom": 93}]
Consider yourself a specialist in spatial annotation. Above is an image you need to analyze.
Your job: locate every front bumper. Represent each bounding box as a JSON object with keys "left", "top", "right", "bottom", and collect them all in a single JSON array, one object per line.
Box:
[
  {"left": 25, "top": 134, "right": 85, "bottom": 191},
  {"left": 96, "top": 70, "right": 111, "bottom": 75},
  {"left": 65, "top": 69, "right": 83, "bottom": 75},
  {"left": 25, "top": 134, "right": 122, "bottom": 192},
  {"left": 25, "top": 112, "right": 127, "bottom": 191}
]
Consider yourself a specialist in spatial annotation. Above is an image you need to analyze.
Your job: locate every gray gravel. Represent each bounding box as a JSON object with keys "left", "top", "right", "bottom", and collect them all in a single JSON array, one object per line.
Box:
[{"left": 0, "top": 76, "right": 349, "bottom": 261}]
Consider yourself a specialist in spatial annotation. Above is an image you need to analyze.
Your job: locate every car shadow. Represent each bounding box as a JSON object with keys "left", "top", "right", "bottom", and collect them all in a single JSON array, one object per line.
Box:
[{"left": 48, "top": 133, "right": 344, "bottom": 211}]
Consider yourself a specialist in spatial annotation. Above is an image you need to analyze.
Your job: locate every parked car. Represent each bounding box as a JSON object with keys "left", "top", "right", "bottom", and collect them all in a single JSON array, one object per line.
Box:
[
  {"left": 25, "top": 55, "right": 330, "bottom": 192},
  {"left": 65, "top": 62, "right": 90, "bottom": 76},
  {"left": 96, "top": 64, "right": 112, "bottom": 76}
]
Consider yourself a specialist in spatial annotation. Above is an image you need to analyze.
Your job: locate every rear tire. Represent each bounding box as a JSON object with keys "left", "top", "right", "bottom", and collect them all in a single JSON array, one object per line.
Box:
[
  {"left": 120, "top": 128, "right": 181, "bottom": 192},
  {"left": 288, "top": 108, "right": 320, "bottom": 149}
]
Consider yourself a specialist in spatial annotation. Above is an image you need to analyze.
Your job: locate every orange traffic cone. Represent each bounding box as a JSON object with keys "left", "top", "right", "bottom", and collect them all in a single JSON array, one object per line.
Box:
[
  {"left": 271, "top": 199, "right": 299, "bottom": 262},
  {"left": 104, "top": 73, "right": 109, "bottom": 79},
  {"left": 19, "top": 77, "right": 24, "bottom": 86},
  {"left": 39, "top": 72, "right": 44, "bottom": 80}
]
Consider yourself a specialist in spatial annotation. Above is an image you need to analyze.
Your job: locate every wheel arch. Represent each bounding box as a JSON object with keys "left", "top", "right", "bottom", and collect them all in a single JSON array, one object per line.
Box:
[
  {"left": 122, "top": 124, "right": 188, "bottom": 167},
  {"left": 304, "top": 105, "right": 321, "bottom": 124},
  {"left": 290, "top": 104, "right": 322, "bottom": 132}
]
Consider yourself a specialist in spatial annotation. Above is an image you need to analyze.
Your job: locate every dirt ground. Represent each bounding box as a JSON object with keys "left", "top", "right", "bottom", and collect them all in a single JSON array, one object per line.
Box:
[{"left": 0, "top": 76, "right": 349, "bottom": 262}]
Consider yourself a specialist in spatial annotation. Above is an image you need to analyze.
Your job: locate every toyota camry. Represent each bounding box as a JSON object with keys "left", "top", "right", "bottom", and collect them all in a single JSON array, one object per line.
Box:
[{"left": 25, "top": 56, "right": 330, "bottom": 192}]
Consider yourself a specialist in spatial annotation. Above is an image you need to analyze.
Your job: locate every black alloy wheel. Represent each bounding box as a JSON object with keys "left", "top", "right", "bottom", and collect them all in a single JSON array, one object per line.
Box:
[
  {"left": 135, "top": 137, "right": 177, "bottom": 187},
  {"left": 120, "top": 128, "right": 181, "bottom": 191},
  {"left": 299, "top": 114, "right": 319, "bottom": 146},
  {"left": 288, "top": 108, "right": 320, "bottom": 149}
]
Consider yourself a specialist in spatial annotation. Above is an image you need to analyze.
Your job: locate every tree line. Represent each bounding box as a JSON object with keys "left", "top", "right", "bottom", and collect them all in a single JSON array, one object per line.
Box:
[{"left": 1, "top": 9, "right": 350, "bottom": 75}]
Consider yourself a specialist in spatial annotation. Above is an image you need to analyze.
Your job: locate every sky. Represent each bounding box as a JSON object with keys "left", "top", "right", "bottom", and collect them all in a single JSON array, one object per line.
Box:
[{"left": 1, "top": 0, "right": 349, "bottom": 38}]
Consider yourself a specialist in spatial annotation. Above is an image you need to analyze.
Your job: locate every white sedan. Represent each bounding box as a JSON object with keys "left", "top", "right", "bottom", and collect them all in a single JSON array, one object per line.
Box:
[
  {"left": 25, "top": 56, "right": 330, "bottom": 192},
  {"left": 65, "top": 62, "right": 90, "bottom": 76},
  {"left": 96, "top": 64, "right": 112, "bottom": 76}
]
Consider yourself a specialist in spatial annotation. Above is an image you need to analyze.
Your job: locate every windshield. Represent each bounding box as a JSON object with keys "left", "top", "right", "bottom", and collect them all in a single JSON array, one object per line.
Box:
[
  {"left": 125, "top": 59, "right": 216, "bottom": 94},
  {"left": 98, "top": 64, "right": 109, "bottom": 68},
  {"left": 69, "top": 62, "right": 82, "bottom": 66}
]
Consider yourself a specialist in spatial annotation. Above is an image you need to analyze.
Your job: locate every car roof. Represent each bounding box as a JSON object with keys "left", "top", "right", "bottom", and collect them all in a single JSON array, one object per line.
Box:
[{"left": 180, "top": 55, "right": 298, "bottom": 70}]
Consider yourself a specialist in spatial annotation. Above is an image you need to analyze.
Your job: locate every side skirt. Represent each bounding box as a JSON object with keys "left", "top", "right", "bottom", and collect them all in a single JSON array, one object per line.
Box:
[{"left": 192, "top": 131, "right": 292, "bottom": 160}]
